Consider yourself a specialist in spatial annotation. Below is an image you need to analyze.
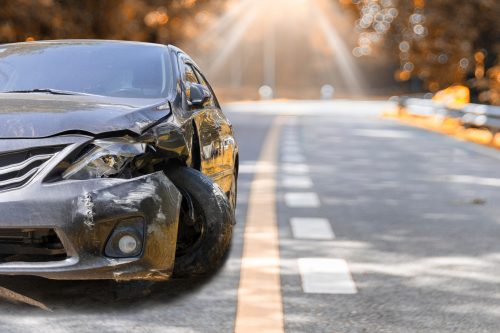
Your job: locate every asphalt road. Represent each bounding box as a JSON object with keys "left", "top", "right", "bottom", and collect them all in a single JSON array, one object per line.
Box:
[{"left": 1, "top": 100, "right": 500, "bottom": 332}]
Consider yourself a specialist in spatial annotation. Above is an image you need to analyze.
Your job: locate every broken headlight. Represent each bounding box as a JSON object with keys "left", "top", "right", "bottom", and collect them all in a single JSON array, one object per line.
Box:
[{"left": 62, "top": 138, "right": 146, "bottom": 180}]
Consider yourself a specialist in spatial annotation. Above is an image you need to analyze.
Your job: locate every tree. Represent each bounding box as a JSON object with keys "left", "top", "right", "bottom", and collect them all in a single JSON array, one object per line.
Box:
[
  {"left": 343, "top": 0, "right": 500, "bottom": 104},
  {"left": 0, "top": 0, "right": 226, "bottom": 45}
]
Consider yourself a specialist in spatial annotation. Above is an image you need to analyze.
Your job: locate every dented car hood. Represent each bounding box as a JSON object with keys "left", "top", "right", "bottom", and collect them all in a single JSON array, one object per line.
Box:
[{"left": 0, "top": 93, "right": 170, "bottom": 138}]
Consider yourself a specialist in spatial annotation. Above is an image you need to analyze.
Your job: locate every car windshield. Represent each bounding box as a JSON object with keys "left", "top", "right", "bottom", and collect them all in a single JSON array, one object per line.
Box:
[{"left": 0, "top": 42, "right": 171, "bottom": 99}]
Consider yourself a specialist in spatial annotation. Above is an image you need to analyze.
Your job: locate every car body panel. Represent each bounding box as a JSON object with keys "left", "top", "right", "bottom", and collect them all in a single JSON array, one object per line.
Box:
[
  {"left": 0, "top": 172, "right": 181, "bottom": 281},
  {"left": 170, "top": 48, "right": 238, "bottom": 194},
  {"left": 0, "top": 91, "right": 169, "bottom": 138},
  {"left": 0, "top": 134, "right": 181, "bottom": 280}
]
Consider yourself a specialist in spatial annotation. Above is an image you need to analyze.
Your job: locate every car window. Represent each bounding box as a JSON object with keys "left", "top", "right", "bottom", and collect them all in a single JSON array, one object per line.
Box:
[
  {"left": 183, "top": 64, "right": 199, "bottom": 85},
  {"left": 0, "top": 42, "right": 171, "bottom": 99},
  {"left": 181, "top": 63, "right": 200, "bottom": 104},
  {"left": 192, "top": 67, "right": 218, "bottom": 107}
]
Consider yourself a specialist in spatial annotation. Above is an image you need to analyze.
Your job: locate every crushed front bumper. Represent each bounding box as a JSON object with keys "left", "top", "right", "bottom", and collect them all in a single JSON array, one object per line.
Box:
[{"left": 0, "top": 171, "right": 181, "bottom": 281}]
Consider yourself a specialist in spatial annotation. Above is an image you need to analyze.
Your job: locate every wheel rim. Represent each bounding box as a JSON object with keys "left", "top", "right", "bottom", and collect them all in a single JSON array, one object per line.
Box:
[{"left": 175, "top": 190, "right": 205, "bottom": 257}]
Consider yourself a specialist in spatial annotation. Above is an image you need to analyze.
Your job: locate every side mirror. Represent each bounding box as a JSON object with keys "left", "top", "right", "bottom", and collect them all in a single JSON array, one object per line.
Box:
[{"left": 188, "top": 83, "right": 211, "bottom": 107}]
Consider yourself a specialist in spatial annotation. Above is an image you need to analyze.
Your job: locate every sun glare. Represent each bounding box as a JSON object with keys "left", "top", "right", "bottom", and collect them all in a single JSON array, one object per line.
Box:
[{"left": 185, "top": 0, "right": 365, "bottom": 98}]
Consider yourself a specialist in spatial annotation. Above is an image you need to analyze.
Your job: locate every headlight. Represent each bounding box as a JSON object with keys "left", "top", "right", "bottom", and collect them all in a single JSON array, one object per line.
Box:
[{"left": 62, "top": 138, "right": 146, "bottom": 180}]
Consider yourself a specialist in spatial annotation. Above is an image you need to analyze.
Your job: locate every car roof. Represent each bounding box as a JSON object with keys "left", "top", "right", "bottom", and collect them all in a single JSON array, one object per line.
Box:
[{"left": 0, "top": 39, "right": 170, "bottom": 49}]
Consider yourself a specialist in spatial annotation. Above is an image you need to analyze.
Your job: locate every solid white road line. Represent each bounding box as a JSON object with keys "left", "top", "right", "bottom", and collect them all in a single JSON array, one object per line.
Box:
[
  {"left": 282, "top": 176, "right": 313, "bottom": 189},
  {"left": 290, "top": 218, "right": 335, "bottom": 240},
  {"left": 298, "top": 258, "right": 357, "bottom": 294},
  {"left": 284, "top": 192, "right": 320, "bottom": 207},
  {"left": 281, "top": 163, "right": 310, "bottom": 174}
]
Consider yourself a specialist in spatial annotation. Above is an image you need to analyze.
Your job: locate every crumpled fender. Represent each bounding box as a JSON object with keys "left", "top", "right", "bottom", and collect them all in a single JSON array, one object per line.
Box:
[{"left": 141, "top": 122, "right": 191, "bottom": 162}]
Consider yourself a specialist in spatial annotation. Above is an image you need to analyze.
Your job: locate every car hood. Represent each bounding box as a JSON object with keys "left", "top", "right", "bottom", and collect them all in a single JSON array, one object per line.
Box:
[{"left": 0, "top": 93, "right": 170, "bottom": 138}]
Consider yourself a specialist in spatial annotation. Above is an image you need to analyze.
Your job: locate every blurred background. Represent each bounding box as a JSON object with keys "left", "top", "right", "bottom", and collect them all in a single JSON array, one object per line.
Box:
[{"left": 0, "top": 0, "right": 498, "bottom": 102}]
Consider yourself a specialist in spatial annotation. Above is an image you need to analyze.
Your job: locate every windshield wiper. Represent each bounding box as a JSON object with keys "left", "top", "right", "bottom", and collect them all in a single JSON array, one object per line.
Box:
[{"left": 2, "top": 88, "right": 88, "bottom": 96}]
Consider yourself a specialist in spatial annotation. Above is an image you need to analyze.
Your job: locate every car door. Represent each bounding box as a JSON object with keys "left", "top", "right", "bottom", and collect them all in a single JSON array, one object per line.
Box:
[
  {"left": 178, "top": 58, "right": 227, "bottom": 187},
  {"left": 191, "top": 65, "right": 237, "bottom": 189}
]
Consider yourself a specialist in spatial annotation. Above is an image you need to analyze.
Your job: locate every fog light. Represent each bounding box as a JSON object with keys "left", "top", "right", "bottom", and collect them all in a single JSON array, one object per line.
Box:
[
  {"left": 118, "top": 235, "right": 138, "bottom": 254},
  {"left": 104, "top": 217, "right": 144, "bottom": 258}
]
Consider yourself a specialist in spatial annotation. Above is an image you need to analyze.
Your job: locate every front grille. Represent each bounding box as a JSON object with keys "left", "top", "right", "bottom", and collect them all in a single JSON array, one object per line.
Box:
[
  {"left": 0, "top": 146, "right": 63, "bottom": 191},
  {"left": 0, "top": 228, "right": 67, "bottom": 262}
]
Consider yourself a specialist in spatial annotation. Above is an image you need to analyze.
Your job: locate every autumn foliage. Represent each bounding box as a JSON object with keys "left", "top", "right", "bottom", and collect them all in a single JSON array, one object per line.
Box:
[{"left": 0, "top": 0, "right": 223, "bottom": 44}]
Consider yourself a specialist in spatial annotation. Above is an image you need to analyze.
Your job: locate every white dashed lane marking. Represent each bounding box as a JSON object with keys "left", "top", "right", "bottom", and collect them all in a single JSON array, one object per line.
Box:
[
  {"left": 290, "top": 218, "right": 335, "bottom": 240},
  {"left": 298, "top": 258, "right": 357, "bottom": 294},
  {"left": 281, "top": 126, "right": 357, "bottom": 296},
  {"left": 284, "top": 192, "right": 320, "bottom": 207},
  {"left": 282, "top": 176, "right": 313, "bottom": 189},
  {"left": 281, "top": 147, "right": 302, "bottom": 155},
  {"left": 238, "top": 161, "right": 276, "bottom": 174},
  {"left": 445, "top": 175, "right": 500, "bottom": 187},
  {"left": 353, "top": 129, "right": 413, "bottom": 139},
  {"left": 282, "top": 139, "right": 299, "bottom": 147},
  {"left": 281, "top": 154, "right": 306, "bottom": 163},
  {"left": 281, "top": 163, "right": 310, "bottom": 174}
]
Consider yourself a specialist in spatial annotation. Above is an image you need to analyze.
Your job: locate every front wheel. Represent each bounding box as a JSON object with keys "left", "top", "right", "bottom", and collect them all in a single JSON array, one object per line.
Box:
[{"left": 165, "top": 166, "right": 234, "bottom": 277}]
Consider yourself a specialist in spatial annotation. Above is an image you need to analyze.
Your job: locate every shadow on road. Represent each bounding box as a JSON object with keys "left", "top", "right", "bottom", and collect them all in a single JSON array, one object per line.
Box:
[{"left": 0, "top": 255, "right": 228, "bottom": 312}]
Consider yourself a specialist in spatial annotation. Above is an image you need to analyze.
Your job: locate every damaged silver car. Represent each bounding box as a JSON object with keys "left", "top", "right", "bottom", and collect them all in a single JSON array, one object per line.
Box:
[{"left": 0, "top": 40, "right": 238, "bottom": 281}]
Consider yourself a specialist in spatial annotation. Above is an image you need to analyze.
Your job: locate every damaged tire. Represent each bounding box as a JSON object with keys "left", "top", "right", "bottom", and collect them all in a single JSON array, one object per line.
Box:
[{"left": 165, "top": 166, "right": 234, "bottom": 277}]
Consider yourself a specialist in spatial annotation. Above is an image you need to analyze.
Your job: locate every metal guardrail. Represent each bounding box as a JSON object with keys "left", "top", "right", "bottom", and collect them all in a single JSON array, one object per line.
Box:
[
  {"left": 397, "top": 97, "right": 500, "bottom": 133},
  {"left": 460, "top": 104, "right": 500, "bottom": 132}
]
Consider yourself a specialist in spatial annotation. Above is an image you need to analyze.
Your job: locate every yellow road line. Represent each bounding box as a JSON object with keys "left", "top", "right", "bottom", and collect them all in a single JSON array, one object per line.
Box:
[{"left": 235, "top": 116, "right": 286, "bottom": 333}]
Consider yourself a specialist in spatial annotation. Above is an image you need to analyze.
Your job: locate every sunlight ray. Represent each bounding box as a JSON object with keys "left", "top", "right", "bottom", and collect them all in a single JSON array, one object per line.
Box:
[
  {"left": 194, "top": 0, "right": 256, "bottom": 46},
  {"left": 311, "top": 0, "right": 364, "bottom": 94},
  {"left": 206, "top": 5, "right": 259, "bottom": 78}
]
